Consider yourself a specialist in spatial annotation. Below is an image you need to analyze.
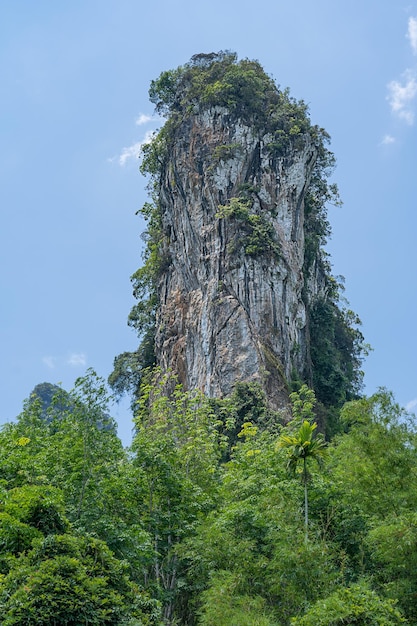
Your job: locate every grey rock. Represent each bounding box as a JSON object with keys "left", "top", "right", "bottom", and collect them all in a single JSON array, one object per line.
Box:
[{"left": 155, "top": 106, "right": 325, "bottom": 410}]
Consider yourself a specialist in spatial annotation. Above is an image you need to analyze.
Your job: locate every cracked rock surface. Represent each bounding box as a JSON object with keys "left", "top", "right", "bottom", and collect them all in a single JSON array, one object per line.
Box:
[{"left": 155, "top": 106, "right": 324, "bottom": 409}]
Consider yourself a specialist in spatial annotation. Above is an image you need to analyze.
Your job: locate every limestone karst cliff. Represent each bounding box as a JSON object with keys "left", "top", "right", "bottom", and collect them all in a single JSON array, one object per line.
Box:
[
  {"left": 154, "top": 112, "right": 318, "bottom": 411},
  {"left": 110, "top": 52, "right": 365, "bottom": 414}
]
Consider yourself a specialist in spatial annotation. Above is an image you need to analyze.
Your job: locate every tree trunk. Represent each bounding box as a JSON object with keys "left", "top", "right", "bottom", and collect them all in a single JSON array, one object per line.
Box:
[{"left": 303, "top": 456, "right": 308, "bottom": 542}]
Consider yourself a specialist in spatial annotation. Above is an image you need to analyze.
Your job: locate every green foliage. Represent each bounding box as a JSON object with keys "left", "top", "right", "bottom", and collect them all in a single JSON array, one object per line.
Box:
[
  {"left": 28, "top": 383, "right": 73, "bottom": 421},
  {"left": 148, "top": 52, "right": 317, "bottom": 161},
  {"left": 5, "top": 373, "right": 417, "bottom": 625},
  {"left": 279, "top": 421, "right": 327, "bottom": 476},
  {"left": 303, "top": 389, "right": 417, "bottom": 623},
  {"left": 37, "top": 372, "right": 124, "bottom": 531},
  {"left": 178, "top": 386, "right": 417, "bottom": 624},
  {"left": 301, "top": 142, "right": 367, "bottom": 426},
  {"left": 309, "top": 295, "right": 367, "bottom": 409},
  {"left": 109, "top": 198, "right": 168, "bottom": 401},
  {"left": 0, "top": 532, "right": 162, "bottom": 625},
  {"left": 182, "top": 421, "right": 336, "bottom": 625},
  {"left": 216, "top": 197, "right": 280, "bottom": 259},
  {"left": 330, "top": 390, "right": 417, "bottom": 519},
  {"left": 109, "top": 350, "right": 154, "bottom": 403},
  {"left": 211, "top": 381, "right": 281, "bottom": 459},
  {"left": 150, "top": 51, "right": 280, "bottom": 128},
  {"left": 230, "top": 381, "right": 280, "bottom": 429},
  {"left": 134, "top": 372, "right": 225, "bottom": 491},
  {"left": 0, "top": 512, "right": 41, "bottom": 560},
  {"left": 211, "top": 142, "right": 242, "bottom": 162},
  {"left": 368, "top": 513, "right": 417, "bottom": 621},
  {"left": 0, "top": 371, "right": 134, "bottom": 553},
  {"left": 278, "top": 388, "right": 326, "bottom": 537},
  {"left": 131, "top": 374, "right": 225, "bottom": 622},
  {"left": 0, "top": 376, "right": 163, "bottom": 625},
  {"left": 109, "top": 199, "right": 164, "bottom": 402},
  {"left": 290, "top": 581, "right": 406, "bottom": 625},
  {"left": 3, "top": 485, "right": 68, "bottom": 535},
  {"left": 303, "top": 150, "right": 340, "bottom": 272},
  {"left": 198, "top": 571, "right": 278, "bottom": 626},
  {"left": 289, "top": 384, "right": 316, "bottom": 422}
]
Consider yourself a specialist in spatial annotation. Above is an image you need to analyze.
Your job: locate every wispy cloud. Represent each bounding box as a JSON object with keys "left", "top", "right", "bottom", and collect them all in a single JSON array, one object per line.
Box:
[
  {"left": 67, "top": 353, "right": 87, "bottom": 367},
  {"left": 135, "top": 113, "right": 154, "bottom": 125},
  {"left": 407, "top": 16, "right": 417, "bottom": 54},
  {"left": 108, "top": 112, "right": 161, "bottom": 166},
  {"left": 380, "top": 134, "right": 396, "bottom": 145},
  {"left": 118, "top": 130, "right": 154, "bottom": 166},
  {"left": 42, "top": 356, "right": 56, "bottom": 369},
  {"left": 406, "top": 398, "right": 417, "bottom": 412},
  {"left": 387, "top": 69, "right": 417, "bottom": 124},
  {"left": 386, "top": 17, "right": 417, "bottom": 125}
]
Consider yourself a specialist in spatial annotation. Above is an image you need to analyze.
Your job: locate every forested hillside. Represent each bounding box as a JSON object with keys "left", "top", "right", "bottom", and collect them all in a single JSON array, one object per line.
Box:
[
  {"left": 1, "top": 53, "right": 416, "bottom": 626},
  {"left": 1, "top": 372, "right": 416, "bottom": 624}
]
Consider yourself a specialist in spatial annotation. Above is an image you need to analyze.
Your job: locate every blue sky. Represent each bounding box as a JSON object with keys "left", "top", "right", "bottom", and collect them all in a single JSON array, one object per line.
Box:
[{"left": 1, "top": 1, "right": 416, "bottom": 445}]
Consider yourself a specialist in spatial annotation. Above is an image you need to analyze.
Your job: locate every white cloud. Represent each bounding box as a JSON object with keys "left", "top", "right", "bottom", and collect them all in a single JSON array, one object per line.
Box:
[
  {"left": 42, "top": 356, "right": 56, "bottom": 369},
  {"left": 387, "top": 69, "right": 417, "bottom": 124},
  {"left": 135, "top": 113, "right": 153, "bottom": 125},
  {"left": 67, "top": 353, "right": 87, "bottom": 367},
  {"left": 407, "top": 16, "right": 417, "bottom": 54},
  {"left": 118, "top": 130, "right": 154, "bottom": 166},
  {"left": 135, "top": 113, "right": 162, "bottom": 126},
  {"left": 380, "top": 134, "right": 396, "bottom": 145},
  {"left": 108, "top": 115, "right": 161, "bottom": 166},
  {"left": 118, "top": 141, "right": 144, "bottom": 166},
  {"left": 406, "top": 398, "right": 417, "bottom": 412}
]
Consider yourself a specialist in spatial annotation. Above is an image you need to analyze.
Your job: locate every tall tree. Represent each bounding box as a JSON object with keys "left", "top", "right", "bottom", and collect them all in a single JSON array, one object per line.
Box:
[
  {"left": 131, "top": 374, "right": 224, "bottom": 623},
  {"left": 278, "top": 420, "right": 326, "bottom": 539},
  {"left": 278, "top": 387, "right": 326, "bottom": 539}
]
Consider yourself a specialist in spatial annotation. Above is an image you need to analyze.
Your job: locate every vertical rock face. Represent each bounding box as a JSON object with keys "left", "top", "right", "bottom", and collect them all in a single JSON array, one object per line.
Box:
[
  {"left": 155, "top": 106, "right": 322, "bottom": 409},
  {"left": 110, "top": 54, "right": 365, "bottom": 413}
]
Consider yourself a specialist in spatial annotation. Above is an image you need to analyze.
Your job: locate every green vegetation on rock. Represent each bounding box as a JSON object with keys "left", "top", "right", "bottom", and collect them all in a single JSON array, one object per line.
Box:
[{"left": 216, "top": 196, "right": 281, "bottom": 258}]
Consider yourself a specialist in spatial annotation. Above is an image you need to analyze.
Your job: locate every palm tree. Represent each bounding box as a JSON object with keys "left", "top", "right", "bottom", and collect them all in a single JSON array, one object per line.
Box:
[{"left": 278, "top": 420, "right": 327, "bottom": 540}]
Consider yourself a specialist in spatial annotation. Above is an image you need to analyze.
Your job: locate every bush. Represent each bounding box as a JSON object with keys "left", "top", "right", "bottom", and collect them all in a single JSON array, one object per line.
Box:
[
  {"left": 0, "top": 533, "right": 162, "bottom": 626},
  {"left": 290, "top": 582, "right": 406, "bottom": 625}
]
